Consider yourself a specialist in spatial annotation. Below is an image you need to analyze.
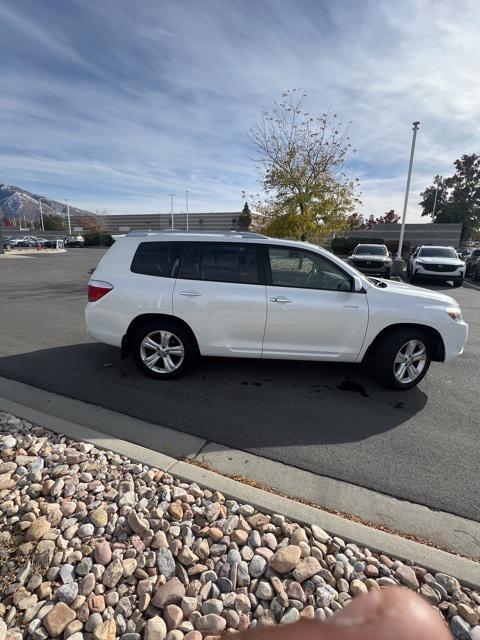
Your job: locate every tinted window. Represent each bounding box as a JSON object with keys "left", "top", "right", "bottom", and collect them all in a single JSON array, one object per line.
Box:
[
  {"left": 131, "top": 242, "right": 180, "bottom": 277},
  {"left": 418, "top": 247, "right": 457, "bottom": 258},
  {"left": 354, "top": 245, "right": 387, "bottom": 256},
  {"left": 178, "top": 242, "right": 260, "bottom": 284},
  {"left": 268, "top": 247, "right": 351, "bottom": 291}
]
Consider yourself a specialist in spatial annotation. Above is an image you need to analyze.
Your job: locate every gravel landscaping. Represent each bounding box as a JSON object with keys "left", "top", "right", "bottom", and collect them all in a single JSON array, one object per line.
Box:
[{"left": 1, "top": 410, "right": 479, "bottom": 640}]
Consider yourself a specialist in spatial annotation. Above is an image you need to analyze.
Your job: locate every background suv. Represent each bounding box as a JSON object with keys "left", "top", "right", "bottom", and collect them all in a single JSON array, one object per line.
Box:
[
  {"left": 86, "top": 231, "right": 467, "bottom": 390},
  {"left": 347, "top": 243, "right": 391, "bottom": 278},
  {"left": 465, "top": 248, "right": 480, "bottom": 276},
  {"left": 407, "top": 246, "right": 465, "bottom": 287}
]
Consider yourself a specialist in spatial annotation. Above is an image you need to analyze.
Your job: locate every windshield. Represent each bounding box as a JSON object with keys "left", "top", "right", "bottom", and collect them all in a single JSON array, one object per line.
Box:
[
  {"left": 354, "top": 245, "right": 387, "bottom": 256},
  {"left": 418, "top": 247, "right": 457, "bottom": 258}
]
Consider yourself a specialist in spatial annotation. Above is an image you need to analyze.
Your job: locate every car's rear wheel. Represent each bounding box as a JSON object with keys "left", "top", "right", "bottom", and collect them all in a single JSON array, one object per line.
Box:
[
  {"left": 372, "top": 328, "right": 431, "bottom": 390},
  {"left": 132, "top": 320, "right": 196, "bottom": 380}
]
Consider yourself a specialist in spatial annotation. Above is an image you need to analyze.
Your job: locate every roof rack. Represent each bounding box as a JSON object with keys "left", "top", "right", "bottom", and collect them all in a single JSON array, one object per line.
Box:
[{"left": 125, "top": 230, "right": 268, "bottom": 239}]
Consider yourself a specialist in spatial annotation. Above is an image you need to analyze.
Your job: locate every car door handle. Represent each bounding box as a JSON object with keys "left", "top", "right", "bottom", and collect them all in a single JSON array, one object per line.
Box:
[
  {"left": 269, "top": 296, "right": 292, "bottom": 303},
  {"left": 179, "top": 290, "right": 202, "bottom": 297}
]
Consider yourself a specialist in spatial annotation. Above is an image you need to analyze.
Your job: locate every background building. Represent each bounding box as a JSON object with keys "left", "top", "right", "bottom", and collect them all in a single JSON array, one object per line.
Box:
[
  {"left": 70, "top": 212, "right": 243, "bottom": 234},
  {"left": 345, "top": 223, "right": 463, "bottom": 248}
]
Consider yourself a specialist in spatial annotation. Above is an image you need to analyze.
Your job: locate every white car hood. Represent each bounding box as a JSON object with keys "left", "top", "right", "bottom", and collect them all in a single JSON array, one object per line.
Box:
[
  {"left": 369, "top": 278, "right": 458, "bottom": 305},
  {"left": 416, "top": 256, "right": 461, "bottom": 265}
]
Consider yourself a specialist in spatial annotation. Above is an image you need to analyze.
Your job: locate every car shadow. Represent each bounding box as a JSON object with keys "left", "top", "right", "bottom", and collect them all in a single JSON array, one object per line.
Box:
[{"left": 0, "top": 342, "right": 428, "bottom": 453}]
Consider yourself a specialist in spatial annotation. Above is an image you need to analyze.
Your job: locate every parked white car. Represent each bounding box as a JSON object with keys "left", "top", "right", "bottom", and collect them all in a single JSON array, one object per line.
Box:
[
  {"left": 85, "top": 232, "right": 468, "bottom": 390},
  {"left": 407, "top": 245, "right": 465, "bottom": 287}
]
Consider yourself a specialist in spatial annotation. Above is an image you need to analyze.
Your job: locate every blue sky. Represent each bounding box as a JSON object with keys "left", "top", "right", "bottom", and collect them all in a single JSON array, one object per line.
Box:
[{"left": 0, "top": 0, "right": 479, "bottom": 221}]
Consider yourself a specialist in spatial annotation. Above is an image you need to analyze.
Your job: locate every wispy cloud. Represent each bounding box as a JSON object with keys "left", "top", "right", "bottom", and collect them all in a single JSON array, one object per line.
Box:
[{"left": 0, "top": 0, "right": 479, "bottom": 219}]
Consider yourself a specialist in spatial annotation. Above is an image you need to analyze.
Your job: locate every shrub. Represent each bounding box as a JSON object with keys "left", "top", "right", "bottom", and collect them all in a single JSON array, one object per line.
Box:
[
  {"left": 84, "top": 232, "right": 114, "bottom": 247},
  {"left": 386, "top": 240, "right": 411, "bottom": 257}
]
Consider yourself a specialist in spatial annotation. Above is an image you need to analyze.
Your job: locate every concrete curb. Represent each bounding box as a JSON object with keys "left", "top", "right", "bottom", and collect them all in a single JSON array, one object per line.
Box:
[
  {"left": 464, "top": 280, "right": 480, "bottom": 292},
  {"left": 1, "top": 392, "right": 479, "bottom": 589},
  {"left": 1, "top": 377, "right": 478, "bottom": 560}
]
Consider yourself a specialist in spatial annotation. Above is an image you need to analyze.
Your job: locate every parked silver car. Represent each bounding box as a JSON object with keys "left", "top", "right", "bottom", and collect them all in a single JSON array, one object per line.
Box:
[{"left": 347, "top": 244, "right": 392, "bottom": 278}]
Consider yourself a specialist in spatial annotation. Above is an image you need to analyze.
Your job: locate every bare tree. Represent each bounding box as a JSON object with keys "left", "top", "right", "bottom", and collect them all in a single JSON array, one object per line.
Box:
[{"left": 249, "top": 90, "right": 358, "bottom": 226}]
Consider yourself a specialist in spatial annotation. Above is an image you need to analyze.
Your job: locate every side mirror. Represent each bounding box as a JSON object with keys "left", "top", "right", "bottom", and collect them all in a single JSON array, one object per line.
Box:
[{"left": 352, "top": 275, "right": 365, "bottom": 293}]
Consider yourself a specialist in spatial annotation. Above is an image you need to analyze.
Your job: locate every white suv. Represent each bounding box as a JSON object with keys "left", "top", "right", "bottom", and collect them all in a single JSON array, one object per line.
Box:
[
  {"left": 85, "top": 232, "right": 468, "bottom": 390},
  {"left": 407, "top": 245, "right": 465, "bottom": 287}
]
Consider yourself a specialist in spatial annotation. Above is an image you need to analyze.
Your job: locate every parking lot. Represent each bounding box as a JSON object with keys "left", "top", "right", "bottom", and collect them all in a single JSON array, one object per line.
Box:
[{"left": 0, "top": 247, "right": 478, "bottom": 522}]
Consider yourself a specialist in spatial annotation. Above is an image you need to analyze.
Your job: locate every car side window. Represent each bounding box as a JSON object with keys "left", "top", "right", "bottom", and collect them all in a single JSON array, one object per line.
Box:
[
  {"left": 178, "top": 242, "right": 260, "bottom": 284},
  {"left": 130, "top": 242, "right": 181, "bottom": 277},
  {"left": 268, "top": 247, "right": 351, "bottom": 292}
]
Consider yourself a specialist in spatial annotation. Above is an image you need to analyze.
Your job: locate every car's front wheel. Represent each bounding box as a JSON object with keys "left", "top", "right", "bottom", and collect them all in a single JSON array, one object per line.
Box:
[
  {"left": 372, "top": 328, "right": 431, "bottom": 390},
  {"left": 132, "top": 320, "right": 196, "bottom": 380},
  {"left": 452, "top": 277, "right": 463, "bottom": 288}
]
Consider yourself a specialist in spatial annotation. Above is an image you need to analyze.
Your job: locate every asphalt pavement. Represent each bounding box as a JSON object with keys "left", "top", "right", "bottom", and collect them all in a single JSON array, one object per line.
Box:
[{"left": 0, "top": 248, "right": 478, "bottom": 521}]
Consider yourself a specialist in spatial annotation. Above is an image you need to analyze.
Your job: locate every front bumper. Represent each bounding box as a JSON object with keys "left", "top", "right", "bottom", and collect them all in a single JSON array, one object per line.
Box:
[
  {"left": 351, "top": 263, "right": 391, "bottom": 275},
  {"left": 414, "top": 265, "right": 465, "bottom": 280},
  {"left": 443, "top": 320, "right": 469, "bottom": 363}
]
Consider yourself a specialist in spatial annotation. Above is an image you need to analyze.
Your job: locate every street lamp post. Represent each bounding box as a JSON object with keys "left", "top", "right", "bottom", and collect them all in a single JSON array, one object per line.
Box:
[
  {"left": 395, "top": 121, "right": 420, "bottom": 269},
  {"left": 65, "top": 199, "right": 72, "bottom": 235},
  {"left": 185, "top": 190, "right": 189, "bottom": 231},
  {"left": 38, "top": 198, "right": 46, "bottom": 232},
  {"left": 432, "top": 176, "right": 442, "bottom": 218},
  {"left": 168, "top": 194, "right": 175, "bottom": 229}
]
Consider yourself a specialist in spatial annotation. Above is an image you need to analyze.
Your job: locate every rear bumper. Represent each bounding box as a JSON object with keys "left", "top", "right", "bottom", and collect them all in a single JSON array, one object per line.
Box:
[{"left": 85, "top": 303, "right": 124, "bottom": 348}]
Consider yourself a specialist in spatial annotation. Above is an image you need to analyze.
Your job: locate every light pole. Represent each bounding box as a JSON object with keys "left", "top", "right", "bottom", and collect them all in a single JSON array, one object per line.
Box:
[
  {"left": 65, "top": 199, "right": 72, "bottom": 235},
  {"left": 185, "top": 190, "right": 189, "bottom": 231},
  {"left": 432, "top": 176, "right": 442, "bottom": 218},
  {"left": 396, "top": 121, "right": 420, "bottom": 262},
  {"left": 38, "top": 198, "right": 46, "bottom": 232},
  {"left": 168, "top": 194, "right": 175, "bottom": 229}
]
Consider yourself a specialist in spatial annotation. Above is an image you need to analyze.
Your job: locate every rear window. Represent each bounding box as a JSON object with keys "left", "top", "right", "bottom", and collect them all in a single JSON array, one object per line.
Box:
[
  {"left": 131, "top": 242, "right": 181, "bottom": 277},
  {"left": 178, "top": 242, "right": 260, "bottom": 284}
]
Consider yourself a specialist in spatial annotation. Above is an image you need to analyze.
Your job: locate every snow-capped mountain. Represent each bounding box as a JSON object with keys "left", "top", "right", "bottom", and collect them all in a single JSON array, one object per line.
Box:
[{"left": 0, "top": 184, "right": 93, "bottom": 224}]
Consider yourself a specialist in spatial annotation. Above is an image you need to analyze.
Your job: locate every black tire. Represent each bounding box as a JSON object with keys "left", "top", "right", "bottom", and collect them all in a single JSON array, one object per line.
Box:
[
  {"left": 452, "top": 278, "right": 463, "bottom": 288},
  {"left": 132, "top": 319, "right": 196, "bottom": 380},
  {"left": 384, "top": 271, "right": 391, "bottom": 280},
  {"left": 371, "top": 327, "right": 431, "bottom": 390}
]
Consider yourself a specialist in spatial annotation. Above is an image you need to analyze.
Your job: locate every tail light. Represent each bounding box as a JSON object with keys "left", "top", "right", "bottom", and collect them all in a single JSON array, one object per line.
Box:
[{"left": 88, "top": 280, "right": 113, "bottom": 302}]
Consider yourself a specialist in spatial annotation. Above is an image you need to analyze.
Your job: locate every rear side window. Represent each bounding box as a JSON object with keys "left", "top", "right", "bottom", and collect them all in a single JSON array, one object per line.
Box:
[
  {"left": 131, "top": 242, "right": 180, "bottom": 277},
  {"left": 178, "top": 242, "right": 260, "bottom": 284}
]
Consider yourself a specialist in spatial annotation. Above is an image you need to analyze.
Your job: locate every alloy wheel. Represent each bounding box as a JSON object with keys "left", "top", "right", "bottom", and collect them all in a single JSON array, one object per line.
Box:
[
  {"left": 393, "top": 339, "right": 427, "bottom": 384},
  {"left": 140, "top": 330, "right": 185, "bottom": 374}
]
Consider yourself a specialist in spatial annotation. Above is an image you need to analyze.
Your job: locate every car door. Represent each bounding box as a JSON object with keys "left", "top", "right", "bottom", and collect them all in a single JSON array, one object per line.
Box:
[
  {"left": 173, "top": 241, "right": 267, "bottom": 357},
  {"left": 262, "top": 245, "right": 369, "bottom": 361}
]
